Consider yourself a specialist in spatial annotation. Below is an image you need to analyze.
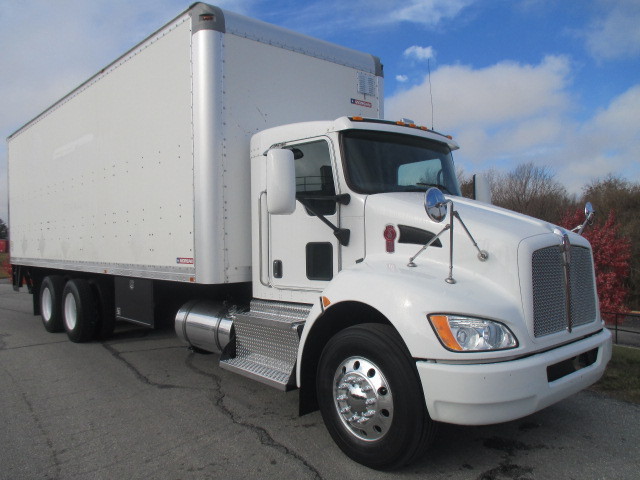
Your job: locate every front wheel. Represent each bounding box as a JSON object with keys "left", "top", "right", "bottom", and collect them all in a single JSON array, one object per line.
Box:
[{"left": 316, "top": 324, "right": 436, "bottom": 469}]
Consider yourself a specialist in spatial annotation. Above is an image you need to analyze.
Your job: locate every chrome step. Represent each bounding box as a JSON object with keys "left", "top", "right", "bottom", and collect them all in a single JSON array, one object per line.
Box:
[{"left": 219, "top": 299, "right": 311, "bottom": 391}]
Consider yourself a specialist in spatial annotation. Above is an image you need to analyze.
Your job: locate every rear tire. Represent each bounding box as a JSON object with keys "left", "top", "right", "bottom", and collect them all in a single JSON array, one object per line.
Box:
[
  {"left": 316, "top": 324, "right": 436, "bottom": 469},
  {"left": 62, "top": 279, "right": 98, "bottom": 343},
  {"left": 39, "top": 276, "right": 65, "bottom": 333}
]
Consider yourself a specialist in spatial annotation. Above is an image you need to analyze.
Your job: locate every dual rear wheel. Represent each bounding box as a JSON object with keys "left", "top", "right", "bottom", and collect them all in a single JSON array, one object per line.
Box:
[{"left": 38, "top": 275, "right": 114, "bottom": 342}]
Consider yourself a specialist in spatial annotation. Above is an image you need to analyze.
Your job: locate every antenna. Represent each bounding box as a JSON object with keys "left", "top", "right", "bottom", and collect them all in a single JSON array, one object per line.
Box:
[{"left": 428, "top": 58, "right": 434, "bottom": 130}]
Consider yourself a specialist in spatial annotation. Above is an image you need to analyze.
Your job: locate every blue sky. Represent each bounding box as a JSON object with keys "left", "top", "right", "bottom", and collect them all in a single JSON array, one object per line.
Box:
[{"left": 2, "top": 0, "right": 639, "bottom": 220}]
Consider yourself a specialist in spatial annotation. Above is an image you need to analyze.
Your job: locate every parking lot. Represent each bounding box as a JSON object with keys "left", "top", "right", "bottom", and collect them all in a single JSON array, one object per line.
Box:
[{"left": 1, "top": 283, "right": 639, "bottom": 480}]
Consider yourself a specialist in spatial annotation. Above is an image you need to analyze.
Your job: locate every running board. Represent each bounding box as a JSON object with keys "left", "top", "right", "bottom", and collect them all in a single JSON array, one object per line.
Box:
[{"left": 220, "top": 299, "right": 311, "bottom": 391}]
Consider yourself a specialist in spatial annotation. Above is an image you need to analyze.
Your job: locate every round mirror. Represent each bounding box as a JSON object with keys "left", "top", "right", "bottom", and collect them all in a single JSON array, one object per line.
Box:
[
  {"left": 424, "top": 187, "right": 448, "bottom": 223},
  {"left": 584, "top": 202, "right": 594, "bottom": 217}
]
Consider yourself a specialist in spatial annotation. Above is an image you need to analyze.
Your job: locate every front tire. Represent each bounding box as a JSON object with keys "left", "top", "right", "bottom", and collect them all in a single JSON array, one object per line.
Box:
[
  {"left": 317, "top": 324, "right": 436, "bottom": 469},
  {"left": 62, "top": 279, "right": 98, "bottom": 343}
]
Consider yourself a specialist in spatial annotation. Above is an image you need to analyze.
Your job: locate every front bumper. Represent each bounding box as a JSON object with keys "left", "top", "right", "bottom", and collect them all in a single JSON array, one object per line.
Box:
[{"left": 417, "top": 328, "right": 612, "bottom": 425}]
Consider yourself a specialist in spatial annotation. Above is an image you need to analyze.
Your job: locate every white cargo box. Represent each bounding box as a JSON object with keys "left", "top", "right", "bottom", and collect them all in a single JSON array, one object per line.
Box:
[{"left": 8, "top": 3, "right": 382, "bottom": 284}]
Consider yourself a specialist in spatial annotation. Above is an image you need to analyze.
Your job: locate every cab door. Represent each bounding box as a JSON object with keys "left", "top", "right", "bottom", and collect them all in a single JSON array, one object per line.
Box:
[{"left": 268, "top": 138, "right": 341, "bottom": 292}]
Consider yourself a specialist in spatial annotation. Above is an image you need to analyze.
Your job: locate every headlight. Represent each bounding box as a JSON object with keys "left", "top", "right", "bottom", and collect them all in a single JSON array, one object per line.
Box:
[{"left": 428, "top": 314, "right": 518, "bottom": 352}]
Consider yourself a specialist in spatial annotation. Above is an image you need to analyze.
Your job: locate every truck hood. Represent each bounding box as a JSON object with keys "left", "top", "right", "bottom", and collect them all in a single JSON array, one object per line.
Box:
[
  {"left": 360, "top": 192, "right": 598, "bottom": 351},
  {"left": 364, "top": 192, "right": 561, "bottom": 248}
]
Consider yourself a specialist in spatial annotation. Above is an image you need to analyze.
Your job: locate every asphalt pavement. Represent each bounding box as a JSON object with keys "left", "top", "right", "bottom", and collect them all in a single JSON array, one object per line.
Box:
[{"left": 1, "top": 283, "right": 639, "bottom": 480}]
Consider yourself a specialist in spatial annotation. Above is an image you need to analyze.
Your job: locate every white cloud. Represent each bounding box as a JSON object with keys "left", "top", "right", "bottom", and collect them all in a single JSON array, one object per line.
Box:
[
  {"left": 584, "top": 0, "right": 640, "bottom": 61},
  {"left": 385, "top": 0, "right": 475, "bottom": 27},
  {"left": 387, "top": 55, "right": 572, "bottom": 131},
  {"left": 266, "top": 0, "right": 476, "bottom": 35},
  {"left": 403, "top": 45, "right": 435, "bottom": 61},
  {"left": 556, "top": 84, "right": 640, "bottom": 192},
  {"left": 386, "top": 56, "right": 640, "bottom": 194},
  {"left": 396, "top": 74, "right": 409, "bottom": 83}
]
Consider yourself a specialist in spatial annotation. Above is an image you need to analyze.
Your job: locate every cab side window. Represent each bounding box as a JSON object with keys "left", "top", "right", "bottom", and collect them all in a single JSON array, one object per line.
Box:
[{"left": 289, "top": 140, "right": 336, "bottom": 216}]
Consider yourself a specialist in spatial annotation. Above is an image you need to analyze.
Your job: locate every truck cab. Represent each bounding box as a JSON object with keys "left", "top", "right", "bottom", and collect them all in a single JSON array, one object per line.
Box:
[{"left": 244, "top": 115, "right": 611, "bottom": 468}]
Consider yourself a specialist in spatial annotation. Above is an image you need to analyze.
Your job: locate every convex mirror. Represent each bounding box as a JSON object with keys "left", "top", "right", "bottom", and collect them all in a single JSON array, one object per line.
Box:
[{"left": 425, "top": 187, "right": 448, "bottom": 223}]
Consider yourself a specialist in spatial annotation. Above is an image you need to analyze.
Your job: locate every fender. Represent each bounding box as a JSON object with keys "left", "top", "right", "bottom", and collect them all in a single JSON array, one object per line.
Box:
[{"left": 296, "top": 255, "right": 524, "bottom": 388}]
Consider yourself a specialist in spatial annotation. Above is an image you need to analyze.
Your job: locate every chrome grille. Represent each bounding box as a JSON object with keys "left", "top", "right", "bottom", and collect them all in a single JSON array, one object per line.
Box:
[
  {"left": 532, "top": 245, "right": 597, "bottom": 337},
  {"left": 569, "top": 247, "right": 597, "bottom": 328}
]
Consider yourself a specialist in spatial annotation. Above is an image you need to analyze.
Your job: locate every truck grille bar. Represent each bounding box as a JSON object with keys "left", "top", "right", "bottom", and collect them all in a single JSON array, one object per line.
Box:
[{"left": 531, "top": 245, "right": 597, "bottom": 337}]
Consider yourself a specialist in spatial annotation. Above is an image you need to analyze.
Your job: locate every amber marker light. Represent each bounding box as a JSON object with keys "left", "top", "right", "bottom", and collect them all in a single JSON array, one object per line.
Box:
[
  {"left": 429, "top": 315, "right": 463, "bottom": 351},
  {"left": 322, "top": 296, "right": 331, "bottom": 308}
]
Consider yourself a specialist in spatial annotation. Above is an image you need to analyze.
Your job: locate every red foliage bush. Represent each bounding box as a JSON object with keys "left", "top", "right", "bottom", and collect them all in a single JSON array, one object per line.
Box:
[
  {"left": 1, "top": 255, "right": 11, "bottom": 279},
  {"left": 560, "top": 209, "right": 631, "bottom": 314}
]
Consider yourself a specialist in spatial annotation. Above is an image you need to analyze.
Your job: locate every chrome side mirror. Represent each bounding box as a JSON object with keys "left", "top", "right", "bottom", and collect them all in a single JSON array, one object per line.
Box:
[
  {"left": 424, "top": 188, "right": 448, "bottom": 223},
  {"left": 411, "top": 187, "right": 488, "bottom": 284},
  {"left": 575, "top": 202, "right": 595, "bottom": 235},
  {"left": 585, "top": 202, "right": 595, "bottom": 219}
]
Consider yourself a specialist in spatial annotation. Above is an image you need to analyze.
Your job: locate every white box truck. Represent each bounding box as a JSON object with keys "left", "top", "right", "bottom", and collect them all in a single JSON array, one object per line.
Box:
[{"left": 7, "top": 3, "right": 612, "bottom": 469}]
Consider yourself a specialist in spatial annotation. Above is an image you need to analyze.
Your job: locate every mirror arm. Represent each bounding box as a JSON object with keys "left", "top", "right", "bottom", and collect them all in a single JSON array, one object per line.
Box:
[
  {"left": 296, "top": 197, "right": 350, "bottom": 246},
  {"left": 576, "top": 211, "right": 595, "bottom": 235},
  {"left": 407, "top": 224, "right": 451, "bottom": 267},
  {"left": 453, "top": 211, "right": 489, "bottom": 261}
]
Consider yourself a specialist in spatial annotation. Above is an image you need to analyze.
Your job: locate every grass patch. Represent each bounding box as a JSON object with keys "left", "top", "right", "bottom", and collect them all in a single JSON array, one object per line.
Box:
[{"left": 590, "top": 345, "right": 640, "bottom": 404}]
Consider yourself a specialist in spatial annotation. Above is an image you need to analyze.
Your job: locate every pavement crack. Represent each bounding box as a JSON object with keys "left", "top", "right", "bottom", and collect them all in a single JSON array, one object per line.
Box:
[
  {"left": 3, "top": 366, "right": 62, "bottom": 479},
  {"left": 101, "top": 342, "right": 186, "bottom": 390},
  {"left": 101, "top": 343, "right": 323, "bottom": 479},
  {"left": 185, "top": 354, "right": 324, "bottom": 480}
]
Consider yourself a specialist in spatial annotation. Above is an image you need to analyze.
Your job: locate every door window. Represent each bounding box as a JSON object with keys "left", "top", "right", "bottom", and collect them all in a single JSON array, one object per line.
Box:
[{"left": 288, "top": 141, "right": 336, "bottom": 216}]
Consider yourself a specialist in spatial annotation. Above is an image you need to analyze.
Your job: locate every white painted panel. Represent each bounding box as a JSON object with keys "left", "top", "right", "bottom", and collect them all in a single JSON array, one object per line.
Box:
[{"left": 9, "top": 19, "right": 196, "bottom": 278}]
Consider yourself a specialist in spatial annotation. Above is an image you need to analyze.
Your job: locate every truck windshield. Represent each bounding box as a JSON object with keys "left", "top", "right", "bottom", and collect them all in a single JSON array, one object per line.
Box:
[{"left": 340, "top": 130, "right": 461, "bottom": 196}]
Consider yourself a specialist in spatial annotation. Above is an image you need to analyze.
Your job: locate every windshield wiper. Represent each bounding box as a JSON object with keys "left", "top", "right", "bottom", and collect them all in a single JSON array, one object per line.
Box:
[{"left": 415, "top": 182, "right": 451, "bottom": 194}]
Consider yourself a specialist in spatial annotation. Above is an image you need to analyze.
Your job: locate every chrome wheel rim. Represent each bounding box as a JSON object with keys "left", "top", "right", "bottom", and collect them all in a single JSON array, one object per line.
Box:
[
  {"left": 41, "top": 287, "right": 53, "bottom": 322},
  {"left": 64, "top": 293, "right": 77, "bottom": 331},
  {"left": 332, "top": 356, "right": 393, "bottom": 442}
]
